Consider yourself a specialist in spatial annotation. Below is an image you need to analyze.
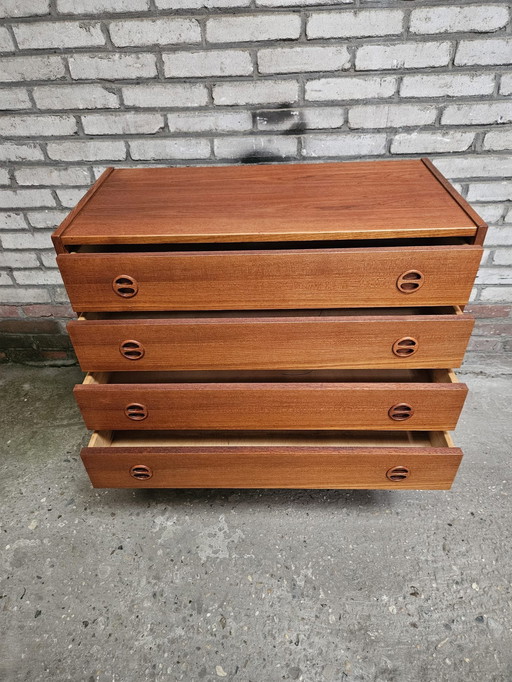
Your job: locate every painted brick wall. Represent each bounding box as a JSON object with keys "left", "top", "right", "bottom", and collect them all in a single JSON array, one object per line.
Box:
[{"left": 0, "top": 0, "right": 511, "bottom": 363}]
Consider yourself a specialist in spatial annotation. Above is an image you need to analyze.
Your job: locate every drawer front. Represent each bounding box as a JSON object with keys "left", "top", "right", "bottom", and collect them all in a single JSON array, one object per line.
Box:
[
  {"left": 81, "top": 445, "right": 462, "bottom": 489},
  {"left": 68, "top": 313, "right": 474, "bottom": 371},
  {"left": 75, "top": 381, "right": 468, "bottom": 431},
  {"left": 58, "top": 245, "right": 482, "bottom": 311}
]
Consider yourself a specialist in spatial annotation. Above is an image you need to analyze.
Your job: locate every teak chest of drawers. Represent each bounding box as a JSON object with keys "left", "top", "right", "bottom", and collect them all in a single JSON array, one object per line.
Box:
[{"left": 52, "top": 159, "right": 486, "bottom": 491}]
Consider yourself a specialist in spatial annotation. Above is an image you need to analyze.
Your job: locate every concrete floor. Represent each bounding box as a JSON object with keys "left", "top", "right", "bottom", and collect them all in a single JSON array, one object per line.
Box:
[{"left": 1, "top": 362, "right": 511, "bottom": 682}]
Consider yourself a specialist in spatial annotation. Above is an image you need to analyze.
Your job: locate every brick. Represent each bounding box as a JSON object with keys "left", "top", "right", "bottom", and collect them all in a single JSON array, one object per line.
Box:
[
  {"left": 163, "top": 50, "right": 252, "bottom": 78},
  {"left": 505, "top": 209, "right": 512, "bottom": 224},
  {"left": 455, "top": 38, "right": 512, "bottom": 66},
  {"left": 157, "top": 0, "right": 250, "bottom": 7},
  {"left": 441, "top": 102, "right": 512, "bottom": 125},
  {"left": 0, "top": 252, "right": 39, "bottom": 268},
  {"left": 390, "top": 131, "right": 474, "bottom": 155},
  {"left": 400, "top": 73, "right": 495, "bottom": 99},
  {"left": 465, "top": 304, "right": 511, "bottom": 319},
  {"left": 14, "top": 21, "right": 105, "bottom": 50},
  {"left": 259, "top": 46, "right": 350, "bottom": 75},
  {"left": 493, "top": 249, "right": 512, "bottom": 266},
  {"left": 52, "top": 286, "right": 71, "bottom": 303},
  {"left": 1, "top": 231, "right": 53, "bottom": 249},
  {"left": 109, "top": 18, "right": 200, "bottom": 47},
  {"left": 167, "top": 111, "right": 252, "bottom": 133},
  {"left": 433, "top": 156, "right": 512, "bottom": 179},
  {"left": 22, "top": 303, "right": 73, "bottom": 317},
  {"left": 476, "top": 267, "right": 512, "bottom": 285},
  {"left": 307, "top": 10, "right": 403, "bottom": 39},
  {"left": 26, "top": 210, "right": 68, "bottom": 228},
  {"left": 213, "top": 80, "right": 299, "bottom": 106},
  {"left": 467, "top": 183, "right": 512, "bottom": 202},
  {"left": 0, "top": 213, "right": 26, "bottom": 229},
  {"left": 259, "top": 0, "right": 352, "bottom": 4},
  {"left": 484, "top": 227, "right": 512, "bottom": 246},
  {"left": 207, "top": 15, "right": 301, "bottom": 43},
  {"left": 0, "top": 55, "right": 65, "bottom": 83},
  {"left": 14, "top": 269, "right": 63, "bottom": 285},
  {"left": 0, "top": 272, "right": 13, "bottom": 285},
  {"left": 33, "top": 85, "right": 120, "bottom": 110},
  {"left": 0, "top": 0, "right": 49, "bottom": 18},
  {"left": 356, "top": 41, "right": 451, "bottom": 71},
  {"left": 0, "top": 88, "right": 31, "bottom": 111},
  {"left": 303, "top": 133, "right": 386, "bottom": 157},
  {"left": 47, "top": 140, "right": 126, "bottom": 161},
  {"left": 0, "top": 190, "right": 55, "bottom": 209},
  {"left": 256, "top": 107, "right": 344, "bottom": 131},
  {"left": 0, "top": 287, "right": 50, "bottom": 303},
  {"left": 349, "top": 104, "right": 436, "bottom": 129},
  {"left": 0, "top": 305, "right": 20, "bottom": 317},
  {"left": 0, "top": 168, "right": 9, "bottom": 185},
  {"left": 81, "top": 112, "right": 165, "bottom": 135},
  {"left": 467, "top": 337, "right": 503, "bottom": 352},
  {"left": 15, "top": 166, "right": 91, "bottom": 187},
  {"left": 410, "top": 5, "right": 509, "bottom": 34},
  {"left": 68, "top": 53, "right": 157, "bottom": 80},
  {"left": 40, "top": 252, "right": 59, "bottom": 267},
  {"left": 122, "top": 83, "right": 207, "bottom": 107},
  {"left": 501, "top": 74, "right": 512, "bottom": 96},
  {"left": 129, "top": 138, "right": 210, "bottom": 160},
  {"left": 0, "top": 114, "right": 77, "bottom": 137},
  {"left": 306, "top": 76, "right": 396, "bottom": 101},
  {"left": 480, "top": 286, "right": 512, "bottom": 302},
  {"left": 214, "top": 135, "right": 297, "bottom": 160},
  {"left": 0, "top": 142, "right": 44, "bottom": 162},
  {"left": 0, "top": 27, "right": 14, "bottom": 53},
  {"left": 0, "top": 318, "right": 60, "bottom": 334},
  {"left": 56, "top": 188, "right": 87, "bottom": 207},
  {"left": 57, "top": 0, "right": 150, "bottom": 13},
  {"left": 483, "top": 130, "right": 512, "bottom": 151},
  {"left": 472, "top": 203, "right": 506, "bottom": 224}
]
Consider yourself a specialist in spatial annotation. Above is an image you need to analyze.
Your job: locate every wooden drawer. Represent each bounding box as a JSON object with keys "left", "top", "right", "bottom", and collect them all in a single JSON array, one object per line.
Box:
[
  {"left": 68, "top": 307, "right": 474, "bottom": 371},
  {"left": 57, "top": 243, "right": 483, "bottom": 312},
  {"left": 75, "top": 369, "right": 467, "bottom": 431},
  {"left": 81, "top": 430, "right": 462, "bottom": 490}
]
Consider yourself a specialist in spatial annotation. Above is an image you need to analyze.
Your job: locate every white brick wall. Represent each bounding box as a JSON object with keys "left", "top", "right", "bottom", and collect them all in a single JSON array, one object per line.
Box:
[{"left": 0, "top": 1, "right": 511, "bottom": 338}]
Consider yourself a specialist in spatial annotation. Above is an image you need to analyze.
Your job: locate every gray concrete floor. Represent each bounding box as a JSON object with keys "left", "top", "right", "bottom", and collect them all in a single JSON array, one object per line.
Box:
[{"left": 1, "top": 362, "right": 511, "bottom": 682}]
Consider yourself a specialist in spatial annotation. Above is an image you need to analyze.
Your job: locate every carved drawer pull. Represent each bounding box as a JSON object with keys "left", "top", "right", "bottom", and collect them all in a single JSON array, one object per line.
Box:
[
  {"left": 388, "top": 403, "right": 414, "bottom": 421},
  {"left": 120, "top": 339, "right": 145, "bottom": 360},
  {"left": 386, "top": 466, "right": 410, "bottom": 482},
  {"left": 130, "top": 464, "right": 153, "bottom": 480},
  {"left": 397, "top": 270, "right": 424, "bottom": 294},
  {"left": 112, "top": 275, "right": 138, "bottom": 298},
  {"left": 125, "top": 403, "right": 148, "bottom": 421},
  {"left": 392, "top": 337, "right": 418, "bottom": 357}
]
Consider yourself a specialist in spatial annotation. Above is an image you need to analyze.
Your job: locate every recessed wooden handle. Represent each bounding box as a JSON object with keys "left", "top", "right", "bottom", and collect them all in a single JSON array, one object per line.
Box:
[
  {"left": 388, "top": 403, "right": 414, "bottom": 421},
  {"left": 386, "top": 466, "right": 410, "bottom": 482},
  {"left": 119, "top": 339, "right": 145, "bottom": 360},
  {"left": 124, "top": 403, "right": 148, "bottom": 421},
  {"left": 129, "top": 464, "right": 153, "bottom": 480},
  {"left": 397, "top": 270, "right": 424, "bottom": 294},
  {"left": 112, "top": 274, "right": 138, "bottom": 298},
  {"left": 392, "top": 337, "right": 418, "bottom": 357}
]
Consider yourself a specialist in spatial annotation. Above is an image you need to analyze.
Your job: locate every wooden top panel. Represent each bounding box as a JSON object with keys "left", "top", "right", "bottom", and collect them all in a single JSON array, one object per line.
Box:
[{"left": 58, "top": 160, "right": 481, "bottom": 246}]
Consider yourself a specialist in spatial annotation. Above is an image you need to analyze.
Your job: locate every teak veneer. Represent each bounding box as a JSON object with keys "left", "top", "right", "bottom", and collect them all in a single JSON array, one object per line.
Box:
[{"left": 52, "top": 159, "right": 486, "bottom": 490}]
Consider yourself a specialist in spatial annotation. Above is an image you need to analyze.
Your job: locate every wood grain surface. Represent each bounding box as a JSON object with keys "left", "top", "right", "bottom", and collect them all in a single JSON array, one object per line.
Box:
[
  {"left": 58, "top": 244, "right": 482, "bottom": 311},
  {"left": 75, "top": 370, "right": 467, "bottom": 431},
  {"left": 81, "top": 428, "right": 462, "bottom": 489},
  {"left": 55, "top": 160, "right": 482, "bottom": 246},
  {"left": 68, "top": 309, "right": 474, "bottom": 371}
]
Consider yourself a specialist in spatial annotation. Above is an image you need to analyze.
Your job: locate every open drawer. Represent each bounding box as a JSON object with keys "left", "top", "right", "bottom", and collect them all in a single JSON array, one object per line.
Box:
[
  {"left": 75, "top": 369, "right": 467, "bottom": 431},
  {"left": 57, "top": 240, "right": 483, "bottom": 312},
  {"left": 68, "top": 307, "right": 474, "bottom": 371},
  {"left": 81, "top": 430, "right": 463, "bottom": 490}
]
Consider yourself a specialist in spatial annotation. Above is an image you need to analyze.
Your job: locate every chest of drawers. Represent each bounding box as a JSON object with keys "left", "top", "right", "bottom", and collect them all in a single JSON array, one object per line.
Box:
[{"left": 52, "top": 158, "right": 486, "bottom": 491}]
